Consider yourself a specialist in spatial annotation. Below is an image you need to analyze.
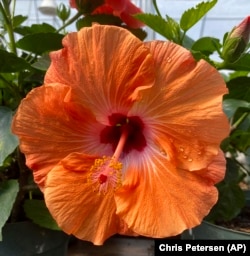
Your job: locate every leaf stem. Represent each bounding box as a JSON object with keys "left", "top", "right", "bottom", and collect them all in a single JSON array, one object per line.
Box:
[
  {"left": 231, "top": 112, "right": 249, "bottom": 132},
  {"left": 0, "top": 1, "right": 17, "bottom": 54},
  {"left": 179, "top": 31, "right": 186, "bottom": 45},
  {"left": 56, "top": 12, "right": 82, "bottom": 33},
  {"left": 152, "top": 0, "right": 162, "bottom": 17}
]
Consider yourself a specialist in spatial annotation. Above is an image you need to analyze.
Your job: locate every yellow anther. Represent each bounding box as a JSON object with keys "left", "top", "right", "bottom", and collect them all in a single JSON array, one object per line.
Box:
[{"left": 88, "top": 156, "right": 123, "bottom": 195}]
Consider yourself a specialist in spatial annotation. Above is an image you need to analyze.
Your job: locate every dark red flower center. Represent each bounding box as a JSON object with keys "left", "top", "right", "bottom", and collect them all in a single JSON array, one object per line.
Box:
[{"left": 100, "top": 113, "right": 146, "bottom": 154}]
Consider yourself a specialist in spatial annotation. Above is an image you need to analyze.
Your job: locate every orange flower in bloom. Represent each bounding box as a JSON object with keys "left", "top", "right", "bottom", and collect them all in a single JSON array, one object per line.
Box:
[{"left": 12, "top": 25, "right": 230, "bottom": 245}]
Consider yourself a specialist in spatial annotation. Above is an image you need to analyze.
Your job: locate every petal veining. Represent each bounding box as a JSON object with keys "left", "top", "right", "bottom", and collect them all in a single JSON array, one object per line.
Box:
[
  {"left": 12, "top": 84, "right": 106, "bottom": 189},
  {"left": 45, "top": 25, "right": 154, "bottom": 123},
  {"left": 44, "top": 153, "right": 120, "bottom": 245},
  {"left": 115, "top": 148, "right": 226, "bottom": 237},
  {"left": 130, "top": 41, "right": 230, "bottom": 171}
]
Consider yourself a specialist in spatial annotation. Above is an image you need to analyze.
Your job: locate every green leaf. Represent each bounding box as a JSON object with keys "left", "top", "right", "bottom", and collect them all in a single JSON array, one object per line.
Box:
[
  {"left": 225, "top": 53, "right": 250, "bottom": 71},
  {"left": 224, "top": 158, "right": 243, "bottom": 183},
  {"left": 191, "top": 37, "right": 221, "bottom": 56},
  {"left": 16, "top": 33, "right": 64, "bottom": 55},
  {"left": 24, "top": 200, "right": 60, "bottom": 230},
  {"left": 206, "top": 158, "right": 245, "bottom": 222},
  {"left": 0, "top": 10, "right": 3, "bottom": 24},
  {"left": 223, "top": 99, "right": 250, "bottom": 119},
  {"left": 180, "top": 0, "right": 217, "bottom": 31},
  {"left": 0, "top": 180, "right": 19, "bottom": 240},
  {"left": 230, "top": 130, "right": 250, "bottom": 152},
  {"left": 182, "top": 34, "right": 195, "bottom": 49},
  {"left": 0, "top": 73, "right": 14, "bottom": 89},
  {"left": 123, "top": 27, "right": 147, "bottom": 41},
  {"left": 76, "top": 14, "right": 122, "bottom": 29},
  {"left": 12, "top": 15, "right": 28, "bottom": 28},
  {"left": 135, "top": 13, "right": 181, "bottom": 43},
  {"left": 0, "top": 107, "right": 19, "bottom": 166},
  {"left": 232, "top": 107, "right": 250, "bottom": 131},
  {"left": 14, "top": 23, "right": 57, "bottom": 36},
  {"left": 229, "top": 71, "right": 250, "bottom": 80},
  {"left": 31, "top": 54, "right": 51, "bottom": 71},
  {"left": 191, "top": 50, "right": 215, "bottom": 66},
  {"left": 225, "top": 77, "right": 250, "bottom": 102},
  {"left": 0, "top": 49, "right": 30, "bottom": 72},
  {"left": 207, "top": 183, "right": 245, "bottom": 221}
]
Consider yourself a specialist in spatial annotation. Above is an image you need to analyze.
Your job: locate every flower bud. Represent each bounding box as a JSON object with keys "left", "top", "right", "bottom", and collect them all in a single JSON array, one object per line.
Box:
[
  {"left": 57, "top": 3, "right": 71, "bottom": 22},
  {"left": 221, "top": 16, "right": 250, "bottom": 63}
]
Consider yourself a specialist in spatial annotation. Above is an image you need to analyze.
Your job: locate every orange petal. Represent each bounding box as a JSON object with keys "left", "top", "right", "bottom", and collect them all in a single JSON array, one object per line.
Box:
[
  {"left": 45, "top": 25, "right": 154, "bottom": 123},
  {"left": 115, "top": 149, "right": 225, "bottom": 238},
  {"left": 198, "top": 150, "right": 226, "bottom": 184},
  {"left": 44, "top": 152, "right": 120, "bottom": 245},
  {"left": 131, "top": 41, "right": 230, "bottom": 171},
  {"left": 12, "top": 84, "right": 105, "bottom": 189}
]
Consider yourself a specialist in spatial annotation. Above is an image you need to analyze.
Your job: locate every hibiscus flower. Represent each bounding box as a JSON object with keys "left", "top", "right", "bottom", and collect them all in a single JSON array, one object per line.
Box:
[
  {"left": 12, "top": 25, "right": 230, "bottom": 245},
  {"left": 70, "top": 0, "right": 144, "bottom": 28}
]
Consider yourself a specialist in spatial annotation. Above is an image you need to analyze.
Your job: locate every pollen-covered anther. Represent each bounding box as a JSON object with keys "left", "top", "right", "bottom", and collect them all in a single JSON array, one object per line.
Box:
[{"left": 89, "top": 156, "right": 123, "bottom": 195}]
